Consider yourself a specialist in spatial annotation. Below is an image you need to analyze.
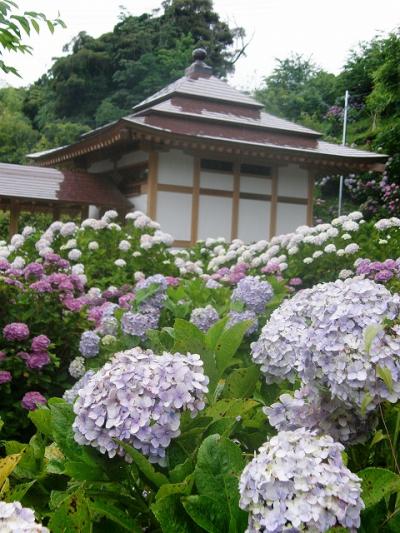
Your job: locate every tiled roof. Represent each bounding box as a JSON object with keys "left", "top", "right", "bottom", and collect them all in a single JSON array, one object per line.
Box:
[
  {"left": 0, "top": 163, "right": 129, "bottom": 207},
  {"left": 132, "top": 74, "right": 263, "bottom": 112}
]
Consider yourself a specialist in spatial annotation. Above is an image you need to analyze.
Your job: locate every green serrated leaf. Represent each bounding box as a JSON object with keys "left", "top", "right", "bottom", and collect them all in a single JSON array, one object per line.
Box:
[
  {"left": 48, "top": 488, "right": 91, "bottom": 533},
  {"left": 358, "top": 467, "right": 400, "bottom": 507},
  {"left": 214, "top": 320, "right": 252, "bottom": 374},
  {"left": 182, "top": 495, "right": 227, "bottom": 533},
  {"left": 89, "top": 498, "right": 142, "bottom": 532},
  {"left": 151, "top": 494, "right": 201, "bottom": 533},
  {"left": 156, "top": 474, "right": 194, "bottom": 501},
  {"left": 117, "top": 440, "right": 169, "bottom": 488},
  {"left": 222, "top": 365, "right": 260, "bottom": 399}
]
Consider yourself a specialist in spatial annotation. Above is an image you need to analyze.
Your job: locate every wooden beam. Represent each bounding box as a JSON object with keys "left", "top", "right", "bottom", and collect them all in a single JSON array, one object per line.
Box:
[
  {"left": 191, "top": 157, "right": 200, "bottom": 244},
  {"left": 52, "top": 205, "right": 61, "bottom": 221},
  {"left": 147, "top": 150, "right": 159, "bottom": 219},
  {"left": 269, "top": 166, "right": 278, "bottom": 238},
  {"left": 307, "top": 171, "right": 315, "bottom": 226},
  {"left": 9, "top": 200, "right": 19, "bottom": 238},
  {"left": 231, "top": 161, "right": 240, "bottom": 240}
]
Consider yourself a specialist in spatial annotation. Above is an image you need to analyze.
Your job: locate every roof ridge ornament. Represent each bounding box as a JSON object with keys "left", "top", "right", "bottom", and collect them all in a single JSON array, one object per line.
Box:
[{"left": 185, "top": 48, "right": 212, "bottom": 77}]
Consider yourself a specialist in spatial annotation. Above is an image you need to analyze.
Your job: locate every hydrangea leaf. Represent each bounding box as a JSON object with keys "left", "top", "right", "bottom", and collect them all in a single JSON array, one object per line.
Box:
[
  {"left": 182, "top": 494, "right": 228, "bottom": 533},
  {"left": 151, "top": 494, "right": 202, "bottom": 533},
  {"left": 4, "top": 480, "right": 36, "bottom": 503},
  {"left": 28, "top": 407, "right": 52, "bottom": 438},
  {"left": 88, "top": 498, "right": 142, "bottom": 532},
  {"left": 205, "top": 317, "right": 229, "bottom": 352},
  {"left": 155, "top": 473, "right": 194, "bottom": 501},
  {"left": 194, "top": 434, "right": 247, "bottom": 533},
  {"left": 214, "top": 320, "right": 252, "bottom": 374},
  {"left": 117, "top": 441, "right": 169, "bottom": 488},
  {"left": 48, "top": 488, "right": 91, "bottom": 533},
  {"left": 222, "top": 365, "right": 260, "bottom": 399},
  {"left": 358, "top": 467, "right": 400, "bottom": 507}
]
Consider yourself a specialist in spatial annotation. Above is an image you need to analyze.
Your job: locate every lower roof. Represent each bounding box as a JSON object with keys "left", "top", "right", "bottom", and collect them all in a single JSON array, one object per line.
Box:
[{"left": 0, "top": 163, "right": 129, "bottom": 207}]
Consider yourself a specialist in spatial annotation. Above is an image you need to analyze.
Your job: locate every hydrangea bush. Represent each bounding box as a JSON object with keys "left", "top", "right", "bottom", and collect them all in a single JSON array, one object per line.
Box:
[{"left": 1, "top": 208, "right": 400, "bottom": 532}]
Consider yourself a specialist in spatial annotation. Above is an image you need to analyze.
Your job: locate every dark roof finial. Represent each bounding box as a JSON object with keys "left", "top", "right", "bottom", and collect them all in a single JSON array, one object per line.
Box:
[
  {"left": 186, "top": 47, "right": 212, "bottom": 77},
  {"left": 192, "top": 48, "right": 207, "bottom": 61}
]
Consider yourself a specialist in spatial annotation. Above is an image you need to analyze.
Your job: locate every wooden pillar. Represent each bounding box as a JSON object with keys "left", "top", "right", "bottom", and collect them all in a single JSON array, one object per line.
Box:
[
  {"left": 147, "top": 150, "right": 159, "bottom": 220},
  {"left": 52, "top": 205, "right": 61, "bottom": 221},
  {"left": 191, "top": 157, "right": 200, "bottom": 244},
  {"left": 231, "top": 161, "right": 240, "bottom": 240},
  {"left": 9, "top": 200, "right": 20, "bottom": 238},
  {"left": 80, "top": 204, "right": 89, "bottom": 222},
  {"left": 307, "top": 172, "right": 315, "bottom": 226},
  {"left": 269, "top": 166, "right": 278, "bottom": 239}
]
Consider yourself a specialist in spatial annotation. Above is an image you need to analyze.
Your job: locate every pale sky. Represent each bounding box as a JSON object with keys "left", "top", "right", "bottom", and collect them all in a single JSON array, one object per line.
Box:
[{"left": 1, "top": 0, "right": 399, "bottom": 91}]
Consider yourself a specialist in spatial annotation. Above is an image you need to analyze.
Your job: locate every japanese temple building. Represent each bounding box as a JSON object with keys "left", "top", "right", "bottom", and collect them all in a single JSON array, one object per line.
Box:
[{"left": 3, "top": 49, "right": 387, "bottom": 243}]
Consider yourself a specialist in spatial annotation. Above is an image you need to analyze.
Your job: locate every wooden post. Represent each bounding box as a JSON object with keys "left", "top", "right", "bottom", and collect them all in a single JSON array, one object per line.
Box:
[
  {"left": 191, "top": 157, "right": 200, "bottom": 244},
  {"left": 52, "top": 205, "right": 61, "bottom": 221},
  {"left": 9, "top": 200, "right": 20, "bottom": 238},
  {"left": 231, "top": 161, "right": 240, "bottom": 240},
  {"left": 269, "top": 166, "right": 278, "bottom": 238},
  {"left": 80, "top": 204, "right": 89, "bottom": 222},
  {"left": 147, "top": 150, "right": 159, "bottom": 220},
  {"left": 307, "top": 172, "right": 315, "bottom": 226}
]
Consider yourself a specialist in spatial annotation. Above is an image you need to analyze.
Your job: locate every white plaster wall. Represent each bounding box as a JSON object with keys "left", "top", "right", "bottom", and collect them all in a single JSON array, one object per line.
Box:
[
  {"left": 157, "top": 191, "right": 192, "bottom": 241},
  {"left": 198, "top": 195, "right": 232, "bottom": 240},
  {"left": 276, "top": 203, "right": 308, "bottom": 235},
  {"left": 200, "top": 171, "right": 233, "bottom": 191},
  {"left": 88, "top": 205, "right": 100, "bottom": 218},
  {"left": 87, "top": 159, "right": 114, "bottom": 173},
  {"left": 238, "top": 199, "right": 270, "bottom": 242},
  {"left": 278, "top": 164, "right": 309, "bottom": 198},
  {"left": 240, "top": 175, "right": 272, "bottom": 195},
  {"left": 117, "top": 150, "right": 148, "bottom": 168},
  {"left": 158, "top": 149, "right": 193, "bottom": 186},
  {"left": 129, "top": 194, "right": 148, "bottom": 213}
]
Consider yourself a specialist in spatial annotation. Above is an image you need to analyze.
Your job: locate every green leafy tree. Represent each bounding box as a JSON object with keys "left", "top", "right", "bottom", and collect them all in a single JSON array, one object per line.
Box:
[{"left": 0, "top": 0, "right": 65, "bottom": 75}]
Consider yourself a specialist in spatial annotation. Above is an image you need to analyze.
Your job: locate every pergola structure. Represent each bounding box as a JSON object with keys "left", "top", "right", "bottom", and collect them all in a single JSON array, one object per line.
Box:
[{"left": 0, "top": 163, "right": 129, "bottom": 236}]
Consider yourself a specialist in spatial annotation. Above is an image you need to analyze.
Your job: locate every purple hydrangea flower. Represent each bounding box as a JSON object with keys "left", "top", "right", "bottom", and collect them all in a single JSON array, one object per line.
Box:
[
  {"left": 21, "top": 391, "right": 47, "bottom": 410},
  {"left": 24, "top": 262, "right": 44, "bottom": 279},
  {"left": 135, "top": 274, "right": 168, "bottom": 310},
  {"left": 31, "top": 335, "right": 50, "bottom": 352},
  {"left": 0, "top": 371, "right": 12, "bottom": 384},
  {"left": 63, "top": 369, "right": 96, "bottom": 404},
  {"left": 26, "top": 352, "right": 50, "bottom": 370},
  {"left": 239, "top": 429, "right": 364, "bottom": 532},
  {"left": 190, "top": 306, "right": 219, "bottom": 332},
  {"left": 72, "top": 348, "right": 209, "bottom": 465},
  {"left": 231, "top": 276, "right": 273, "bottom": 313},
  {"left": 79, "top": 331, "right": 100, "bottom": 358},
  {"left": 3, "top": 322, "right": 30, "bottom": 341}
]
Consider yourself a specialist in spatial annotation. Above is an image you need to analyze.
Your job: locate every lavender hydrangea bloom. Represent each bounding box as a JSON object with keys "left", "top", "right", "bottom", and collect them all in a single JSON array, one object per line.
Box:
[
  {"left": 231, "top": 275, "right": 273, "bottom": 313},
  {"left": 228, "top": 310, "right": 258, "bottom": 336},
  {"left": 26, "top": 352, "right": 50, "bottom": 369},
  {"left": 265, "top": 385, "right": 377, "bottom": 445},
  {"left": 0, "top": 501, "right": 49, "bottom": 532},
  {"left": 31, "top": 335, "right": 50, "bottom": 352},
  {"left": 0, "top": 371, "right": 12, "bottom": 384},
  {"left": 3, "top": 322, "right": 30, "bottom": 341},
  {"left": 98, "top": 315, "right": 119, "bottom": 336},
  {"left": 252, "top": 279, "right": 400, "bottom": 412},
  {"left": 63, "top": 370, "right": 96, "bottom": 404},
  {"left": 121, "top": 310, "right": 160, "bottom": 339},
  {"left": 79, "top": 331, "right": 100, "bottom": 358},
  {"left": 135, "top": 274, "right": 168, "bottom": 310},
  {"left": 190, "top": 305, "right": 219, "bottom": 332},
  {"left": 72, "top": 348, "right": 209, "bottom": 465},
  {"left": 239, "top": 428, "right": 364, "bottom": 532}
]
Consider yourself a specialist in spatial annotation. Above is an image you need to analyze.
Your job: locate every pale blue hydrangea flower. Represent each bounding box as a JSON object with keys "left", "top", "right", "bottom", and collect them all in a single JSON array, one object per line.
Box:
[
  {"left": 79, "top": 331, "right": 100, "bottom": 358},
  {"left": 135, "top": 274, "right": 168, "bottom": 310},
  {"left": 264, "top": 384, "right": 377, "bottom": 445},
  {"left": 252, "top": 278, "right": 400, "bottom": 413},
  {"left": 190, "top": 305, "right": 219, "bottom": 332},
  {"left": 239, "top": 428, "right": 364, "bottom": 533},
  {"left": 63, "top": 370, "right": 96, "bottom": 404},
  {"left": 0, "top": 501, "right": 49, "bottom": 532},
  {"left": 121, "top": 310, "right": 159, "bottom": 339},
  {"left": 72, "top": 348, "right": 209, "bottom": 465},
  {"left": 228, "top": 309, "right": 258, "bottom": 336},
  {"left": 231, "top": 276, "right": 273, "bottom": 313}
]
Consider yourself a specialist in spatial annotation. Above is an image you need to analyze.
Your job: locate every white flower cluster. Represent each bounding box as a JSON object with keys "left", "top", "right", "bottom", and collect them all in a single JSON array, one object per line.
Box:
[
  {"left": 72, "top": 347, "right": 209, "bottom": 465},
  {"left": 239, "top": 428, "right": 364, "bottom": 533},
  {"left": 0, "top": 501, "right": 49, "bottom": 532}
]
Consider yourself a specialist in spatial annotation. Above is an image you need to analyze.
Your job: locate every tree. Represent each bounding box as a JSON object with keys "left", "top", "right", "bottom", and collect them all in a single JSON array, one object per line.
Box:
[
  {"left": 255, "top": 54, "right": 338, "bottom": 123},
  {"left": 0, "top": 0, "right": 65, "bottom": 75}
]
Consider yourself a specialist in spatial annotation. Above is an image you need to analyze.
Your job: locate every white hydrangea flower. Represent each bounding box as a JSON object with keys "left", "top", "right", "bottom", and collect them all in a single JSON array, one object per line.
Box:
[
  {"left": 88, "top": 241, "right": 99, "bottom": 251},
  {"left": 68, "top": 249, "right": 82, "bottom": 261},
  {"left": 344, "top": 243, "right": 359, "bottom": 254},
  {"left": 0, "top": 501, "right": 49, "bottom": 532},
  {"left": 114, "top": 258, "right": 126, "bottom": 267},
  {"left": 119, "top": 240, "right": 131, "bottom": 251},
  {"left": 239, "top": 428, "right": 364, "bottom": 533}
]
